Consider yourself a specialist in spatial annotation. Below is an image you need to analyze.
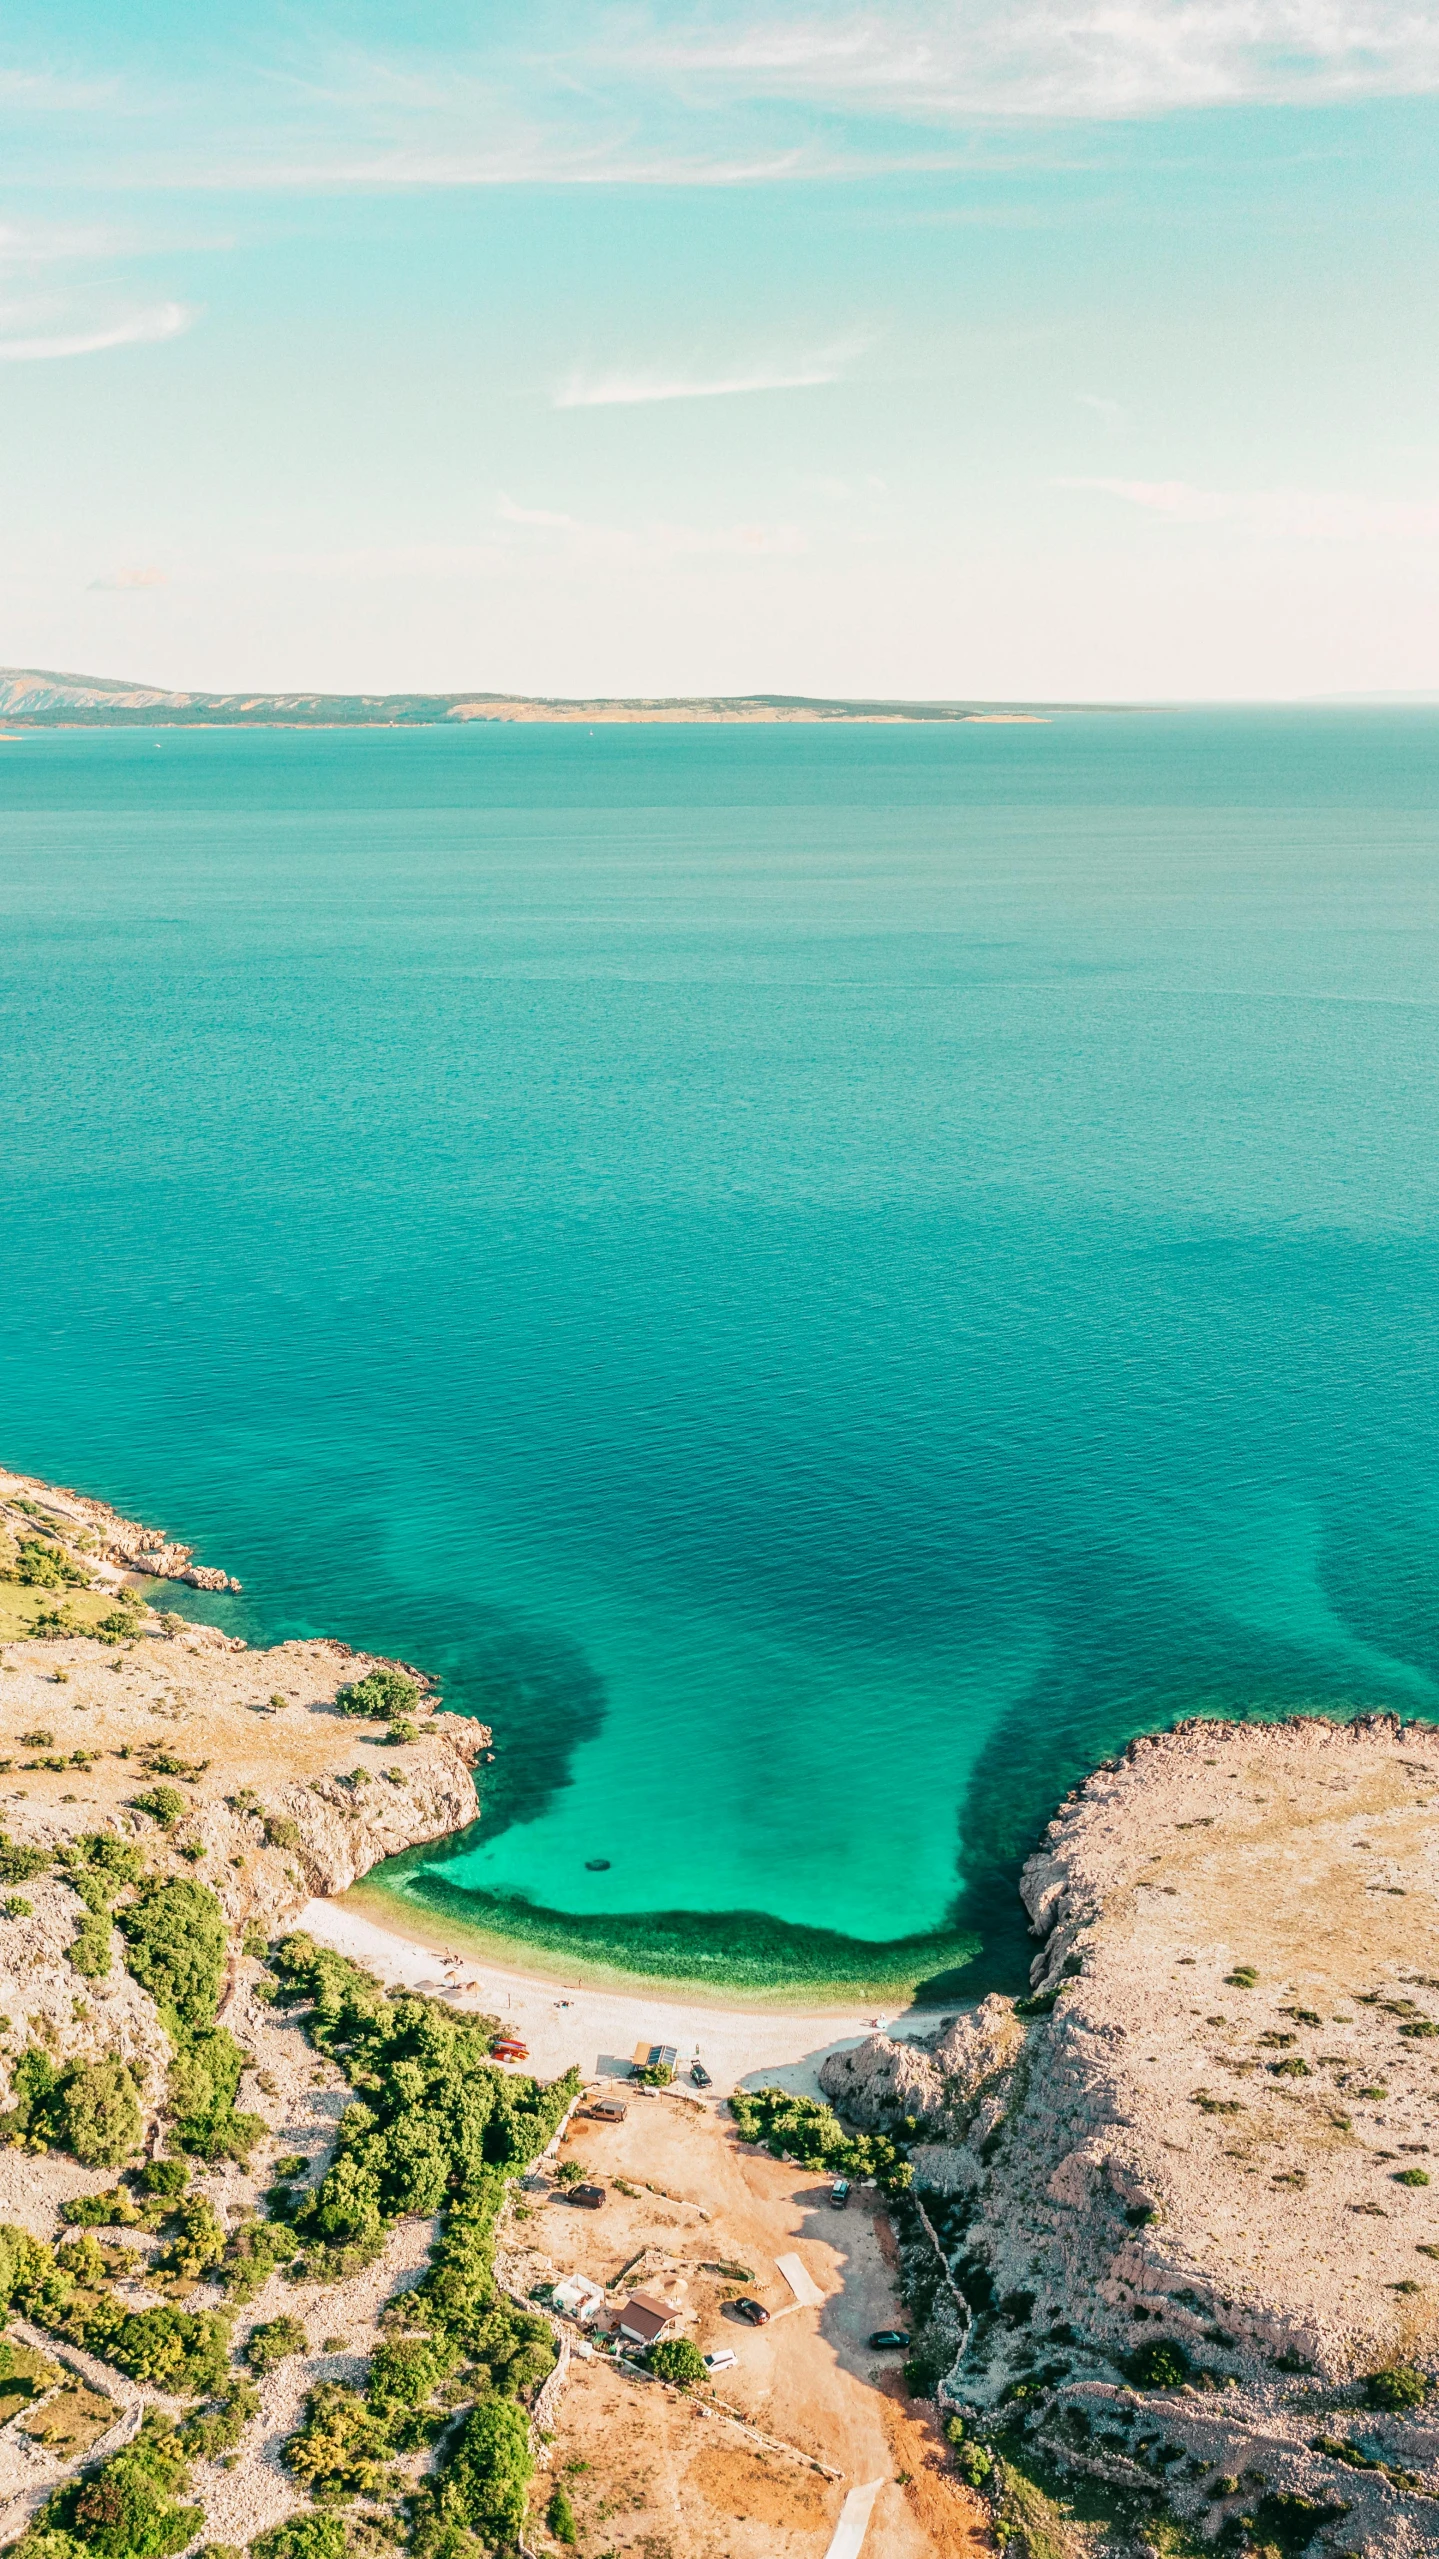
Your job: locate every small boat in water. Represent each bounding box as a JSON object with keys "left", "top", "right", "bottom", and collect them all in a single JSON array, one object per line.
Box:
[{"left": 585, "top": 1857, "right": 611, "bottom": 1871}]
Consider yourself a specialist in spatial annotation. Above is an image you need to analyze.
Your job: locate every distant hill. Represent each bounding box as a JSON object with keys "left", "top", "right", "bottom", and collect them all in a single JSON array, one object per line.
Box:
[{"left": 0, "top": 667, "right": 1057, "bottom": 727}]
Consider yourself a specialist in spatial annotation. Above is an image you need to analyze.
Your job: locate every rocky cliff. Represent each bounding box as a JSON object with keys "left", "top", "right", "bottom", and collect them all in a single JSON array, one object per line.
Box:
[
  {"left": 824, "top": 1716, "right": 1439, "bottom": 2555},
  {"left": 0, "top": 1465, "right": 488, "bottom": 2123}
]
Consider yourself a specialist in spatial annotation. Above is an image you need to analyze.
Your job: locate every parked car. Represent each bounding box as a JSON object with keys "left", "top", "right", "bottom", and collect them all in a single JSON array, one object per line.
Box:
[
  {"left": 829, "top": 2178, "right": 850, "bottom": 2209},
  {"left": 567, "top": 2184, "right": 606, "bottom": 2210},
  {"left": 734, "top": 2298, "right": 770, "bottom": 2327},
  {"left": 587, "top": 2097, "right": 627, "bottom": 2122},
  {"left": 868, "top": 2329, "right": 910, "bottom": 2350},
  {"left": 690, "top": 2058, "right": 712, "bottom": 2088},
  {"left": 703, "top": 2348, "right": 737, "bottom": 2374}
]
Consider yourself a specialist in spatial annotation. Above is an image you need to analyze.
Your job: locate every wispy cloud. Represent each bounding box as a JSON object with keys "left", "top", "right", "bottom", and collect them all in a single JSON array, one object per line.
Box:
[
  {"left": 630, "top": 2, "right": 1439, "bottom": 121},
  {"left": 1076, "top": 392, "right": 1128, "bottom": 429},
  {"left": 0, "top": 300, "right": 194, "bottom": 363},
  {"left": 1063, "top": 476, "right": 1439, "bottom": 537},
  {"left": 88, "top": 564, "right": 168, "bottom": 591},
  {"left": 555, "top": 339, "right": 866, "bottom": 408}
]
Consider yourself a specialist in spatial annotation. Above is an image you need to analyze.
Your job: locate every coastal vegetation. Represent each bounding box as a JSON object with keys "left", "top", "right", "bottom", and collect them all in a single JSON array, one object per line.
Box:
[{"left": 728, "top": 2084, "right": 913, "bottom": 2194}]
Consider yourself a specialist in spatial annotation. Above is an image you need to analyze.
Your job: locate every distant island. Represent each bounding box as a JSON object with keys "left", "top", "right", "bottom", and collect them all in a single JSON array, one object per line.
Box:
[{"left": 0, "top": 665, "right": 1063, "bottom": 728}]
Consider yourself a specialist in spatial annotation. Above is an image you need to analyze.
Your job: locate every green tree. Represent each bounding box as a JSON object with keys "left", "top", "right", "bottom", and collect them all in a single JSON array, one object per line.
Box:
[
  {"left": 647, "top": 2337, "right": 707, "bottom": 2389},
  {"left": 436, "top": 2398, "right": 532, "bottom": 2547}
]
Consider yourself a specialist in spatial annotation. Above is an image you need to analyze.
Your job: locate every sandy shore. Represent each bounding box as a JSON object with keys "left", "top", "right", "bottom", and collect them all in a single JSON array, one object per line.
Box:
[{"left": 298, "top": 1895, "right": 956, "bottom": 2100}]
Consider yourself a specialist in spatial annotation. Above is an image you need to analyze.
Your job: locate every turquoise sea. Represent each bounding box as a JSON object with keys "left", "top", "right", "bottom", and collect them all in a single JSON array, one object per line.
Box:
[{"left": 3, "top": 713, "right": 1439, "bottom": 1999}]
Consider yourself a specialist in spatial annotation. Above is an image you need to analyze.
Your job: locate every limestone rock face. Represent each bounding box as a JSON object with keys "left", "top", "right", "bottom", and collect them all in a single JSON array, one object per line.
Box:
[
  {"left": 905, "top": 1716, "right": 1439, "bottom": 2556},
  {"left": 820, "top": 1993, "right": 1022, "bottom": 2140}
]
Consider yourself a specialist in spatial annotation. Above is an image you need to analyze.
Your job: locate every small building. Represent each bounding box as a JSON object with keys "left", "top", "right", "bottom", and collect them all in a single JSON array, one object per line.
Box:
[
  {"left": 616, "top": 2290, "right": 683, "bottom": 2349},
  {"left": 631, "top": 2041, "right": 678, "bottom": 2074},
  {"left": 552, "top": 2273, "right": 605, "bottom": 2325}
]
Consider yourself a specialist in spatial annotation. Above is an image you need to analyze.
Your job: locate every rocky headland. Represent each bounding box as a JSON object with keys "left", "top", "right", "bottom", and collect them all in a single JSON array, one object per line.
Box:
[{"left": 823, "top": 1714, "right": 1439, "bottom": 2555}]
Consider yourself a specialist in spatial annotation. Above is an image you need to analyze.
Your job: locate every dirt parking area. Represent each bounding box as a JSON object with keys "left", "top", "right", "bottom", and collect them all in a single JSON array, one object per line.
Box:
[{"left": 507, "top": 2086, "right": 987, "bottom": 2558}]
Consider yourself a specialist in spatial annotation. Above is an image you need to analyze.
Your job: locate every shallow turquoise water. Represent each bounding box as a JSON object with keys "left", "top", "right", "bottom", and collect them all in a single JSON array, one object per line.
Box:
[{"left": 3, "top": 713, "right": 1438, "bottom": 1994}]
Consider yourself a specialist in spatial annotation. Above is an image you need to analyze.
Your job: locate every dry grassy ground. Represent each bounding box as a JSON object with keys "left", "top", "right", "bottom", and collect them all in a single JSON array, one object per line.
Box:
[{"left": 507, "top": 2089, "right": 988, "bottom": 2558}]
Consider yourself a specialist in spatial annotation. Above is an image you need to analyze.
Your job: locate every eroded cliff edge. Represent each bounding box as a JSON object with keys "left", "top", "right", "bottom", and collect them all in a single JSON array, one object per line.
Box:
[
  {"left": 0, "top": 1464, "right": 487, "bottom": 2123},
  {"left": 824, "top": 1715, "right": 1439, "bottom": 2555}
]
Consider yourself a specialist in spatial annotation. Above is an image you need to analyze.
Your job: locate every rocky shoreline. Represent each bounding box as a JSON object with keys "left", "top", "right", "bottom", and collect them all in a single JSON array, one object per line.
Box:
[
  {"left": 824, "top": 1714, "right": 1439, "bottom": 2555},
  {"left": 0, "top": 1464, "right": 489, "bottom": 2133}
]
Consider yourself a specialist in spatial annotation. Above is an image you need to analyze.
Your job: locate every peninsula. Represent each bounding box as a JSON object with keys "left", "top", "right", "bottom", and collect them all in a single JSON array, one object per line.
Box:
[{"left": 0, "top": 667, "right": 1057, "bottom": 728}]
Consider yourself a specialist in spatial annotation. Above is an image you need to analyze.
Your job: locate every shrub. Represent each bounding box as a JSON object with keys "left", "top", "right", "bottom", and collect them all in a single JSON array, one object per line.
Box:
[
  {"left": 11, "top": 1540, "right": 88, "bottom": 1590},
  {"left": 157, "top": 2197, "right": 226, "bottom": 2282},
  {"left": 131, "top": 1789, "right": 185, "bottom": 1832},
  {"left": 956, "top": 2442, "right": 993, "bottom": 2488},
  {"left": 1121, "top": 2339, "right": 1191, "bottom": 2391},
  {"left": 138, "top": 2157, "right": 189, "bottom": 2198},
  {"left": 70, "top": 1916, "right": 113, "bottom": 1982},
  {"left": 0, "top": 1834, "right": 48, "bottom": 1885},
  {"left": 1364, "top": 2365, "right": 1430, "bottom": 2411},
  {"left": 1394, "top": 2168, "right": 1431, "bottom": 2187},
  {"left": 726, "top": 2084, "right": 912, "bottom": 2194},
  {"left": 647, "top": 2337, "right": 707, "bottom": 2388},
  {"left": 283, "top": 2382, "right": 396, "bottom": 2502},
  {"left": 25, "top": 2409, "right": 201, "bottom": 2559},
  {"left": 4, "top": 1897, "right": 31, "bottom": 1919},
  {"left": 333, "top": 1672, "right": 417, "bottom": 1723},
  {"left": 546, "top": 2483, "right": 578, "bottom": 2545},
  {"left": 250, "top": 2519, "right": 349, "bottom": 2559},
  {"left": 263, "top": 1815, "right": 302, "bottom": 1853},
  {"left": 1249, "top": 2492, "right": 1351, "bottom": 2551},
  {"left": 218, "top": 2218, "right": 295, "bottom": 2303},
  {"left": 64, "top": 2063, "right": 142, "bottom": 2168},
  {"left": 246, "top": 2316, "right": 309, "bottom": 2374},
  {"left": 1225, "top": 1967, "right": 1259, "bottom": 1989},
  {"left": 435, "top": 2397, "right": 532, "bottom": 2543},
  {"left": 180, "top": 2377, "right": 259, "bottom": 2460},
  {"left": 552, "top": 2159, "right": 588, "bottom": 2187}
]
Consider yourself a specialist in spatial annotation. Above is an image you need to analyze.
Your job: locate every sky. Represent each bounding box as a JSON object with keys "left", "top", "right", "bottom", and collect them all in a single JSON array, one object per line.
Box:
[{"left": 2, "top": 2, "right": 1438, "bottom": 700}]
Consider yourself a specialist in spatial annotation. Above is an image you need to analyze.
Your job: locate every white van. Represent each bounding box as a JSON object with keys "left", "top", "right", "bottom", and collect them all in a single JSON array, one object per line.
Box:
[{"left": 703, "top": 2349, "right": 737, "bottom": 2375}]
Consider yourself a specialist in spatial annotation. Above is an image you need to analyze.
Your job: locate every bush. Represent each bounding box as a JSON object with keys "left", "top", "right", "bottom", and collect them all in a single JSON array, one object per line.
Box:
[
  {"left": 137, "top": 2158, "right": 189, "bottom": 2198},
  {"left": 647, "top": 2337, "right": 707, "bottom": 2388},
  {"left": 25, "top": 2409, "right": 200, "bottom": 2559},
  {"left": 4, "top": 2052, "right": 144, "bottom": 2169},
  {"left": 64, "top": 2063, "right": 143, "bottom": 2169},
  {"left": 131, "top": 1789, "right": 186, "bottom": 1833},
  {"left": 333, "top": 1672, "right": 417, "bottom": 1723},
  {"left": 1394, "top": 2168, "right": 1431, "bottom": 2187},
  {"left": 956, "top": 2442, "right": 994, "bottom": 2488},
  {"left": 180, "top": 2377, "right": 259, "bottom": 2460},
  {"left": 283, "top": 2382, "right": 396, "bottom": 2502},
  {"left": 1121, "top": 2339, "right": 1191, "bottom": 2391},
  {"left": 1364, "top": 2364, "right": 1430, "bottom": 2411},
  {"left": 552, "top": 2159, "right": 588, "bottom": 2187},
  {"left": 4, "top": 1897, "right": 31, "bottom": 1920},
  {"left": 70, "top": 1916, "right": 113, "bottom": 1982},
  {"left": 263, "top": 1815, "right": 302, "bottom": 1853},
  {"left": 727, "top": 2084, "right": 912, "bottom": 2194},
  {"left": 435, "top": 2397, "right": 532, "bottom": 2543},
  {"left": 11, "top": 1540, "right": 88, "bottom": 1590},
  {"left": 157, "top": 2197, "right": 226, "bottom": 2282},
  {"left": 0, "top": 1834, "right": 48, "bottom": 1885},
  {"left": 250, "top": 2519, "right": 349, "bottom": 2559},
  {"left": 246, "top": 2316, "right": 309, "bottom": 2374},
  {"left": 546, "top": 2484, "right": 578, "bottom": 2545}
]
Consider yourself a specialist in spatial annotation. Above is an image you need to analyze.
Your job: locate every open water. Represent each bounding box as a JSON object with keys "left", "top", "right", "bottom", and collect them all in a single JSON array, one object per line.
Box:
[{"left": 2, "top": 713, "right": 1438, "bottom": 1998}]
